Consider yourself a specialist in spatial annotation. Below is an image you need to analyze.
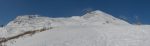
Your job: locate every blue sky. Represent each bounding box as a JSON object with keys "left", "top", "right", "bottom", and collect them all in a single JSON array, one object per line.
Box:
[{"left": 0, "top": 0, "right": 150, "bottom": 25}]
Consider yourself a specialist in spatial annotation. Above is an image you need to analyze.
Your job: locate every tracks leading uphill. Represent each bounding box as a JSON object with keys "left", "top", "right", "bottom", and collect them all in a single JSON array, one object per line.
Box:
[{"left": 0, "top": 27, "right": 53, "bottom": 46}]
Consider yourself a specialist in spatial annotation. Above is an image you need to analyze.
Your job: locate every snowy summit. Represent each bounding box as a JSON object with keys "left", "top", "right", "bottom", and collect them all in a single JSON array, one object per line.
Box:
[{"left": 0, "top": 10, "right": 150, "bottom": 46}]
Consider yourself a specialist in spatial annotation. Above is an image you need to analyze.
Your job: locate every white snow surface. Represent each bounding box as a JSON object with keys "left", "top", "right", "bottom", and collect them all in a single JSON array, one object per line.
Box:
[{"left": 0, "top": 10, "right": 150, "bottom": 46}]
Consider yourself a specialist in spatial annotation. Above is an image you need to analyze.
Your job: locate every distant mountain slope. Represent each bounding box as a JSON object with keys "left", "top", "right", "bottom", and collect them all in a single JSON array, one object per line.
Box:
[{"left": 0, "top": 10, "right": 150, "bottom": 46}]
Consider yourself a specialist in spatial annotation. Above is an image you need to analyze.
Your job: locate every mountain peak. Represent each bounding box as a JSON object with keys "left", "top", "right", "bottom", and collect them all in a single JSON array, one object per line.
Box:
[
  {"left": 89, "top": 10, "right": 107, "bottom": 14},
  {"left": 82, "top": 10, "right": 111, "bottom": 19},
  {"left": 6, "top": 15, "right": 40, "bottom": 26},
  {"left": 81, "top": 10, "right": 130, "bottom": 25},
  {"left": 5, "top": 15, "right": 52, "bottom": 31},
  {"left": 15, "top": 15, "right": 40, "bottom": 20}
]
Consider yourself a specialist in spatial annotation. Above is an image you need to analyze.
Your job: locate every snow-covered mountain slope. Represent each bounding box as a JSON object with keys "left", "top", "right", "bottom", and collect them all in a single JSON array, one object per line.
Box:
[
  {"left": 81, "top": 10, "right": 130, "bottom": 25},
  {"left": 0, "top": 10, "right": 150, "bottom": 46},
  {"left": 7, "top": 25, "right": 150, "bottom": 46}
]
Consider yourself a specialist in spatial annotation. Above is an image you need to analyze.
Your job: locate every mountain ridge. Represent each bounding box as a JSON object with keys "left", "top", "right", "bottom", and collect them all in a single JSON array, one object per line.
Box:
[
  {"left": 6, "top": 10, "right": 130, "bottom": 27},
  {"left": 0, "top": 10, "right": 150, "bottom": 46}
]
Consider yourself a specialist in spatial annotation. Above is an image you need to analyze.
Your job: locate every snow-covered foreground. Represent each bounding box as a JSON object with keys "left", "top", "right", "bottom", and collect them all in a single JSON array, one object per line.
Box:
[
  {"left": 6, "top": 25, "right": 150, "bottom": 46},
  {"left": 0, "top": 10, "right": 150, "bottom": 46}
]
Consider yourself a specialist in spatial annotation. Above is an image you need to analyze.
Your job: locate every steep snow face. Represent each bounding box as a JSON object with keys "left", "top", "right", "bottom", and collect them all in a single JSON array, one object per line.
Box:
[
  {"left": 4, "top": 15, "right": 52, "bottom": 37},
  {"left": 6, "top": 15, "right": 52, "bottom": 29},
  {"left": 81, "top": 10, "right": 130, "bottom": 25}
]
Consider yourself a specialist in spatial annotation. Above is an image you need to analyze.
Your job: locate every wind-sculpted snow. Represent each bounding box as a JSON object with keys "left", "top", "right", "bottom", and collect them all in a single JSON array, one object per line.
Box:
[{"left": 0, "top": 10, "right": 150, "bottom": 46}]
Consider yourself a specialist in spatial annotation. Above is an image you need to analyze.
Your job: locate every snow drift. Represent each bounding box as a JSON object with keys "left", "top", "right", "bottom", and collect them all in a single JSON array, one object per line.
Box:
[{"left": 0, "top": 10, "right": 150, "bottom": 46}]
